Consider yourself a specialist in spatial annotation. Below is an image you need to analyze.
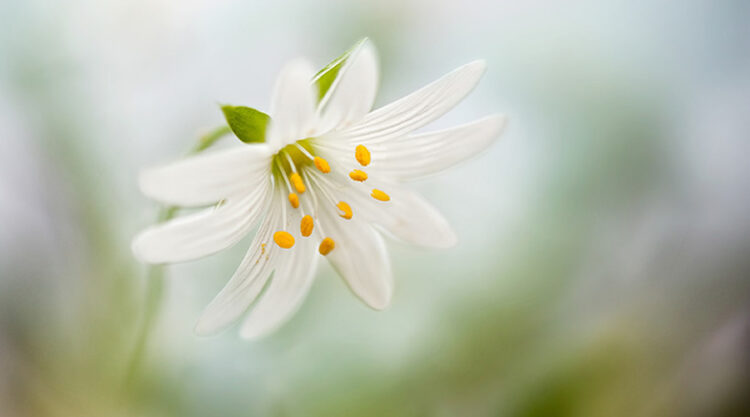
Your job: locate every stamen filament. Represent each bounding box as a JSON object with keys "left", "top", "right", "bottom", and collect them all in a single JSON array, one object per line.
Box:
[
  {"left": 305, "top": 171, "right": 338, "bottom": 207},
  {"left": 276, "top": 158, "right": 297, "bottom": 199},
  {"left": 294, "top": 143, "right": 315, "bottom": 160},
  {"left": 283, "top": 151, "right": 298, "bottom": 173},
  {"left": 300, "top": 170, "right": 320, "bottom": 213}
]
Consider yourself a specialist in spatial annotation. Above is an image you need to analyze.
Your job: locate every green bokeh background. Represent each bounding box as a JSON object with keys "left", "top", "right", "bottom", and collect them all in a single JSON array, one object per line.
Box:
[{"left": 2, "top": 1, "right": 749, "bottom": 416}]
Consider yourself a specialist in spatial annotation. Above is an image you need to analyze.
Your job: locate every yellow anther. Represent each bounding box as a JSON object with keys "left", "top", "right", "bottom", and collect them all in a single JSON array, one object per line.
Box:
[
  {"left": 313, "top": 157, "right": 331, "bottom": 173},
  {"left": 348, "top": 169, "right": 368, "bottom": 182},
  {"left": 288, "top": 192, "right": 300, "bottom": 208},
  {"left": 289, "top": 172, "right": 306, "bottom": 193},
  {"left": 336, "top": 201, "right": 353, "bottom": 219},
  {"left": 371, "top": 189, "right": 390, "bottom": 202},
  {"left": 300, "top": 215, "right": 314, "bottom": 237},
  {"left": 273, "top": 231, "right": 295, "bottom": 249},
  {"left": 355, "top": 144, "right": 371, "bottom": 166},
  {"left": 319, "top": 237, "right": 335, "bottom": 255}
]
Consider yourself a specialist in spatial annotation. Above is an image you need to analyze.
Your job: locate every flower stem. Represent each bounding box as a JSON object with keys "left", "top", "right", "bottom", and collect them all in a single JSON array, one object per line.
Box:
[
  {"left": 123, "top": 206, "right": 177, "bottom": 390},
  {"left": 123, "top": 126, "right": 232, "bottom": 392}
]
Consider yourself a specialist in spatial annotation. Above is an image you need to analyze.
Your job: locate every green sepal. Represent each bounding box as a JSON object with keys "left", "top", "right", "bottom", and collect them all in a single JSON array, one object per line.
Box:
[
  {"left": 220, "top": 105, "right": 270, "bottom": 144},
  {"left": 313, "top": 38, "right": 367, "bottom": 101}
]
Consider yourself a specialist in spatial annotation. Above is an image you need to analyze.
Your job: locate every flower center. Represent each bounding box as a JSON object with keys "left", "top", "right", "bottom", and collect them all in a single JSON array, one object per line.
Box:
[{"left": 270, "top": 141, "right": 388, "bottom": 255}]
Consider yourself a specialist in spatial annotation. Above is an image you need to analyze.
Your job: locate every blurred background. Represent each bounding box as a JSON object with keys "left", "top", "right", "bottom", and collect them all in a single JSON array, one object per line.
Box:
[{"left": 2, "top": 0, "right": 750, "bottom": 416}]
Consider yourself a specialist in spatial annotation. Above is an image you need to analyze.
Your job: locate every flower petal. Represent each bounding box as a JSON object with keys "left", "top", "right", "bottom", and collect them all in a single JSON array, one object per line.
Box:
[
  {"left": 239, "top": 234, "right": 318, "bottom": 339},
  {"left": 266, "top": 58, "right": 318, "bottom": 150},
  {"left": 372, "top": 115, "right": 506, "bottom": 180},
  {"left": 351, "top": 184, "right": 457, "bottom": 248},
  {"left": 317, "top": 40, "right": 379, "bottom": 132},
  {"left": 139, "top": 145, "right": 272, "bottom": 206},
  {"left": 132, "top": 181, "right": 272, "bottom": 264},
  {"left": 321, "top": 208, "right": 393, "bottom": 310},
  {"left": 333, "top": 60, "right": 486, "bottom": 145},
  {"left": 194, "top": 201, "right": 283, "bottom": 336}
]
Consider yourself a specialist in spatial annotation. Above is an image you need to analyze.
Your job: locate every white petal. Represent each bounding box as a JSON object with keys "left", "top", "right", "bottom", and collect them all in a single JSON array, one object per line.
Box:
[
  {"left": 334, "top": 60, "right": 487, "bottom": 144},
  {"left": 321, "top": 209, "right": 393, "bottom": 310},
  {"left": 266, "top": 58, "right": 318, "bottom": 149},
  {"left": 194, "top": 203, "right": 283, "bottom": 336},
  {"left": 317, "top": 39, "right": 379, "bottom": 132},
  {"left": 351, "top": 185, "right": 457, "bottom": 248},
  {"left": 139, "top": 145, "right": 272, "bottom": 207},
  {"left": 372, "top": 115, "right": 506, "bottom": 180},
  {"left": 239, "top": 234, "right": 318, "bottom": 339},
  {"left": 132, "top": 181, "right": 272, "bottom": 264}
]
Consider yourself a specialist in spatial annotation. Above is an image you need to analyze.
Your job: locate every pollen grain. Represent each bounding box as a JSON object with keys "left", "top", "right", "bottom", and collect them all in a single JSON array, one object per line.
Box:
[
  {"left": 273, "top": 231, "right": 295, "bottom": 249},
  {"left": 300, "top": 215, "right": 314, "bottom": 237},
  {"left": 313, "top": 157, "right": 331, "bottom": 173},
  {"left": 319, "top": 237, "right": 335, "bottom": 255},
  {"left": 288, "top": 192, "right": 300, "bottom": 208},
  {"left": 349, "top": 169, "right": 368, "bottom": 182},
  {"left": 336, "top": 201, "right": 353, "bottom": 219},
  {"left": 289, "top": 172, "right": 306, "bottom": 193},
  {"left": 355, "top": 144, "right": 371, "bottom": 166},
  {"left": 371, "top": 189, "right": 390, "bottom": 202}
]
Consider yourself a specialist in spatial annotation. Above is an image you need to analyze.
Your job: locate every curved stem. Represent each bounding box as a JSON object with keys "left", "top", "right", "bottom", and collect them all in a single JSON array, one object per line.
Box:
[
  {"left": 124, "top": 126, "right": 232, "bottom": 391},
  {"left": 123, "top": 206, "right": 176, "bottom": 390}
]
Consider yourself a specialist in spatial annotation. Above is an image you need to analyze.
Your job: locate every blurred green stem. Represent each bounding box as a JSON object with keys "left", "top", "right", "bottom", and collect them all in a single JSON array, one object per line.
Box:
[
  {"left": 191, "top": 125, "right": 232, "bottom": 153},
  {"left": 124, "top": 126, "right": 231, "bottom": 391}
]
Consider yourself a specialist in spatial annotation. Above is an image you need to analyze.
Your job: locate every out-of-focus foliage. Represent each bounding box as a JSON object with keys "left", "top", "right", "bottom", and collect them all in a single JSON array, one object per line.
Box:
[{"left": 1, "top": 1, "right": 749, "bottom": 416}]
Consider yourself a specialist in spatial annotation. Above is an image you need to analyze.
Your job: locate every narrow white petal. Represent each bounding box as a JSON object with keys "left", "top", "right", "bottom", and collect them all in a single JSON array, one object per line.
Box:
[
  {"left": 335, "top": 60, "right": 487, "bottom": 144},
  {"left": 322, "top": 209, "right": 393, "bottom": 310},
  {"left": 373, "top": 115, "right": 506, "bottom": 180},
  {"left": 194, "top": 202, "right": 283, "bottom": 336},
  {"left": 317, "top": 40, "right": 379, "bottom": 132},
  {"left": 139, "top": 145, "right": 272, "bottom": 207},
  {"left": 239, "top": 235, "right": 318, "bottom": 339},
  {"left": 266, "top": 58, "right": 318, "bottom": 149},
  {"left": 132, "top": 181, "right": 272, "bottom": 264},
  {"left": 350, "top": 184, "right": 457, "bottom": 248}
]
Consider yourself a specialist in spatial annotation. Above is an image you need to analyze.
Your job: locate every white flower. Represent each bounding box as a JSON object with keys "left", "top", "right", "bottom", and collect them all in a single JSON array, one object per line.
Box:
[{"left": 132, "top": 39, "right": 506, "bottom": 339}]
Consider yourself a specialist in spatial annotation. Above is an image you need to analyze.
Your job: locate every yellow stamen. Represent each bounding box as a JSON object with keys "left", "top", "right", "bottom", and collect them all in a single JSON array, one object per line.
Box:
[
  {"left": 319, "top": 237, "right": 335, "bottom": 255},
  {"left": 336, "top": 201, "right": 353, "bottom": 219},
  {"left": 313, "top": 157, "right": 331, "bottom": 173},
  {"left": 355, "top": 144, "right": 371, "bottom": 166},
  {"left": 371, "top": 189, "right": 390, "bottom": 201},
  {"left": 300, "top": 215, "right": 314, "bottom": 237},
  {"left": 273, "top": 231, "right": 295, "bottom": 249},
  {"left": 289, "top": 172, "right": 306, "bottom": 193},
  {"left": 288, "top": 192, "right": 299, "bottom": 208},
  {"left": 348, "top": 169, "right": 368, "bottom": 182}
]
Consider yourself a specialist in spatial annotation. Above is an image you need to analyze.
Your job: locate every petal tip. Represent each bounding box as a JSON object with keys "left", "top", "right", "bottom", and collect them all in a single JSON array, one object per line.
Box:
[
  {"left": 466, "top": 59, "right": 488, "bottom": 76},
  {"left": 438, "top": 230, "right": 459, "bottom": 249},
  {"left": 131, "top": 231, "right": 158, "bottom": 264},
  {"left": 238, "top": 325, "right": 270, "bottom": 341},
  {"left": 193, "top": 320, "right": 220, "bottom": 337},
  {"left": 363, "top": 285, "right": 393, "bottom": 311},
  {"left": 489, "top": 114, "right": 508, "bottom": 135}
]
